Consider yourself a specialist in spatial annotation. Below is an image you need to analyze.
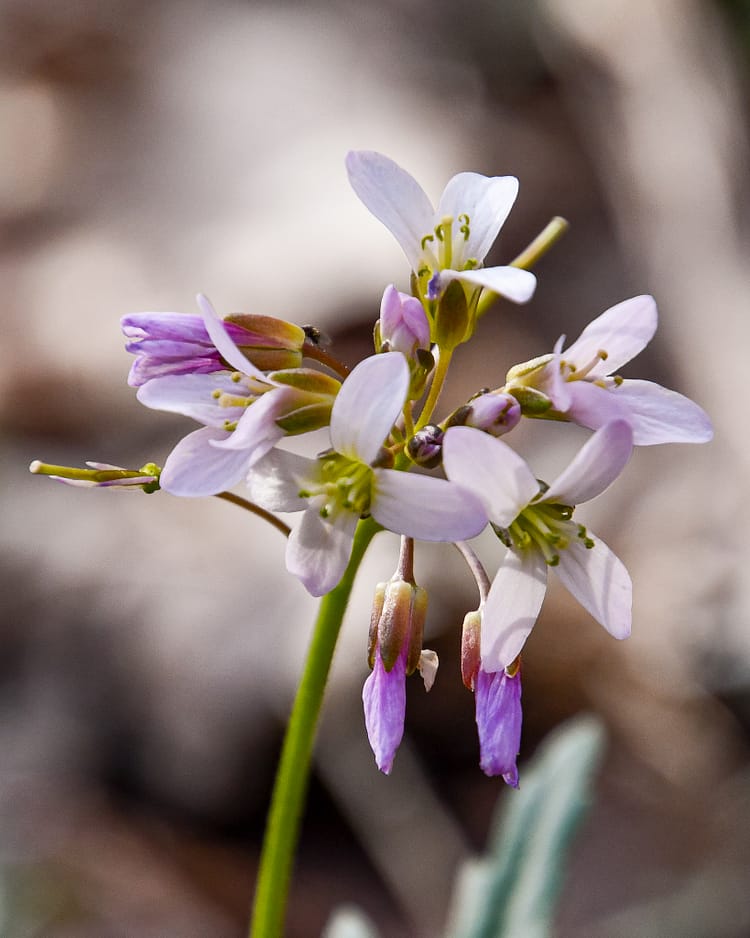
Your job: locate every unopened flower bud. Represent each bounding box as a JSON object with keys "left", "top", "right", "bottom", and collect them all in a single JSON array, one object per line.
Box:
[
  {"left": 368, "top": 576, "right": 428, "bottom": 675},
  {"left": 433, "top": 279, "right": 470, "bottom": 350},
  {"left": 223, "top": 313, "right": 306, "bottom": 371},
  {"left": 461, "top": 608, "right": 482, "bottom": 690},
  {"left": 376, "top": 285, "right": 431, "bottom": 356},
  {"left": 407, "top": 425, "right": 443, "bottom": 468},
  {"left": 466, "top": 391, "right": 521, "bottom": 436}
]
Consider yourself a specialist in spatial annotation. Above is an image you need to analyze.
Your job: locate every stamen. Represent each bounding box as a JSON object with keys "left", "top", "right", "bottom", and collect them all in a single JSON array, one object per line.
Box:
[
  {"left": 458, "top": 213, "right": 471, "bottom": 240},
  {"left": 567, "top": 349, "right": 609, "bottom": 382}
]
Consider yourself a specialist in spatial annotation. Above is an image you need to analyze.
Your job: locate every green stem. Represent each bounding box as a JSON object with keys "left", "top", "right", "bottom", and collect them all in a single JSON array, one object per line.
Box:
[
  {"left": 248, "top": 517, "right": 380, "bottom": 938},
  {"left": 414, "top": 346, "right": 453, "bottom": 432},
  {"left": 476, "top": 215, "right": 569, "bottom": 319}
]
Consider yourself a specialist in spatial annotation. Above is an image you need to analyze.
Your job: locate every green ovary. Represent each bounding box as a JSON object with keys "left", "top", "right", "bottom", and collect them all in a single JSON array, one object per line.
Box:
[{"left": 304, "top": 453, "right": 375, "bottom": 520}]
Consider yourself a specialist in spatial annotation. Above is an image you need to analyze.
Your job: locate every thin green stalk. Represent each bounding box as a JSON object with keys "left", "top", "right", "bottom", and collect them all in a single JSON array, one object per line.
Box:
[
  {"left": 476, "top": 216, "right": 569, "bottom": 318},
  {"left": 249, "top": 517, "right": 380, "bottom": 938},
  {"left": 415, "top": 346, "right": 453, "bottom": 432}
]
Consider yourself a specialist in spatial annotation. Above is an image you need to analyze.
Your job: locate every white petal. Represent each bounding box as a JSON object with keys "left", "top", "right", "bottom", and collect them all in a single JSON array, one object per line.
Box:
[
  {"left": 442, "top": 427, "right": 538, "bottom": 526},
  {"left": 286, "top": 507, "right": 359, "bottom": 596},
  {"left": 137, "top": 373, "right": 243, "bottom": 426},
  {"left": 559, "top": 380, "right": 631, "bottom": 431},
  {"left": 543, "top": 419, "right": 633, "bottom": 506},
  {"left": 160, "top": 426, "right": 251, "bottom": 496},
  {"left": 610, "top": 380, "right": 714, "bottom": 445},
  {"left": 345, "top": 151, "right": 434, "bottom": 272},
  {"left": 564, "top": 295, "right": 657, "bottom": 377},
  {"left": 555, "top": 534, "right": 631, "bottom": 640},
  {"left": 371, "top": 469, "right": 488, "bottom": 540},
  {"left": 246, "top": 449, "right": 316, "bottom": 511},
  {"left": 330, "top": 353, "right": 408, "bottom": 464},
  {"left": 196, "top": 294, "right": 265, "bottom": 378},
  {"left": 481, "top": 549, "right": 548, "bottom": 671},
  {"left": 437, "top": 172, "right": 518, "bottom": 262},
  {"left": 446, "top": 266, "right": 537, "bottom": 303}
]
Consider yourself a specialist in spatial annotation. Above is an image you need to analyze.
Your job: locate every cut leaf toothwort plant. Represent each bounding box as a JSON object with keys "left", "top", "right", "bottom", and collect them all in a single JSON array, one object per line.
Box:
[{"left": 30, "top": 149, "right": 712, "bottom": 938}]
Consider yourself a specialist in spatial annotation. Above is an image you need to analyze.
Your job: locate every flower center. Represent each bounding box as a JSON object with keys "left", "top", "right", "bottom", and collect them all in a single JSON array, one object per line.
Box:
[
  {"left": 560, "top": 349, "right": 623, "bottom": 390},
  {"left": 496, "top": 499, "right": 594, "bottom": 565},
  {"left": 418, "top": 214, "right": 479, "bottom": 280},
  {"left": 299, "top": 452, "right": 375, "bottom": 519},
  {"left": 211, "top": 372, "right": 274, "bottom": 431}
]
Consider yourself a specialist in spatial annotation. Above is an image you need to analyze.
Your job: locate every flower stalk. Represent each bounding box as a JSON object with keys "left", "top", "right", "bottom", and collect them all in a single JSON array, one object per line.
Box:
[{"left": 248, "top": 517, "right": 379, "bottom": 938}]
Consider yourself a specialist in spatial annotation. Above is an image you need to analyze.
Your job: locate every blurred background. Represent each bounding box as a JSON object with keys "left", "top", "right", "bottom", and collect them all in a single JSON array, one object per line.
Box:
[{"left": 2, "top": 1, "right": 749, "bottom": 935}]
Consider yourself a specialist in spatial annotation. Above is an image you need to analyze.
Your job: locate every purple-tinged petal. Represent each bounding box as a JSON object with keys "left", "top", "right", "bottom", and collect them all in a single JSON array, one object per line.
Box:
[
  {"left": 345, "top": 151, "right": 435, "bottom": 272},
  {"left": 610, "top": 379, "right": 714, "bottom": 445},
  {"left": 442, "top": 266, "right": 537, "bottom": 304},
  {"left": 372, "top": 469, "right": 488, "bottom": 541},
  {"left": 475, "top": 666, "right": 522, "bottom": 784},
  {"left": 543, "top": 420, "right": 633, "bottom": 506},
  {"left": 564, "top": 295, "right": 657, "bottom": 377},
  {"left": 362, "top": 648, "right": 407, "bottom": 775},
  {"left": 196, "top": 294, "right": 265, "bottom": 379},
  {"left": 379, "top": 285, "right": 430, "bottom": 354},
  {"left": 121, "top": 312, "right": 210, "bottom": 342},
  {"left": 330, "top": 353, "right": 409, "bottom": 464},
  {"left": 482, "top": 549, "right": 547, "bottom": 671},
  {"left": 286, "top": 506, "right": 359, "bottom": 596},
  {"left": 443, "top": 427, "right": 538, "bottom": 527},
  {"left": 245, "top": 449, "right": 316, "bottom": 512},
  {"left": 555, "top": 533, "right": 631, "bottom": 640},
  {"left": 137, "top": 373, "right": 246, "bottom": 426},
  {"left": 127, "top": 355, "right": 222, "bottom": 387},
  {"left": 437, "top": 172, "right": 518, "bottom": 262},
  {"left": 160, "top": 426, "right": 252, "bottom": 496}
]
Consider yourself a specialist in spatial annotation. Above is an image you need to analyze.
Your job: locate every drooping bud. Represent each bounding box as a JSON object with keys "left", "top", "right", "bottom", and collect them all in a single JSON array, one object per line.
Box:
[
  {"left": 466, "top": 391, "right": 521, "bottom": 436},
  {"left": 376, "top": 285, "right": 431, "bottom": 357},
  {"left": 407, "top": 424, "right": 443, "bottom": 468},
  {"left": 367, "top": 576, "right": 428, "bottom": 675},
  {"left": 461, "top": 608, "right": 482, "bottom": 690}
]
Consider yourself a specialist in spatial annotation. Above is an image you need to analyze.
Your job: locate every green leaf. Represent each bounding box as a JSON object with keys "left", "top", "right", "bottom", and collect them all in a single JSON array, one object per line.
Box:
[{"left": 446, "top": 716, "right": 605, "bottom": 938}]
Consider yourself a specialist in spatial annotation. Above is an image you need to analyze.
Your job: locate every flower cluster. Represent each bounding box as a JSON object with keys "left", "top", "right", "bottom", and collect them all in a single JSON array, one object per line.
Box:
[{"left": 31, "top": 151, "right": 712, "bottom": 783}]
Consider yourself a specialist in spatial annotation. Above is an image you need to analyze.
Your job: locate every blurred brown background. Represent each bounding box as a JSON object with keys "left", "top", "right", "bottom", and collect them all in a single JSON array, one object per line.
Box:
[{"left": 2, "top": 1, "right": 749, "bottom": 936}]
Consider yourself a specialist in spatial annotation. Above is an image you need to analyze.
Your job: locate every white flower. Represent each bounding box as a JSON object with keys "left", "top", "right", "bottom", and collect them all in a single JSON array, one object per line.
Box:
[
  {"left": 443, "top": 421, "right": 634, "bottom": 671},
  {"left": 247, "top": 353, "right": 488, "bottom": 596},
  {"left": 345, "top": 151, "right": 536, "bottom": 304}
]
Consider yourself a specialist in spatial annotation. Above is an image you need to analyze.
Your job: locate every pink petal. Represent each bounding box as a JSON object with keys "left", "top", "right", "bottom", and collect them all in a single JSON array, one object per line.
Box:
[
  {"left": 564, "top": 295, "right": 657, "bottom": 377},
  {"left": 286, "top": 507, "right": 359, "bottom": 596},
  {"left": 555, "top": 534, "right": 631, "bottom": 640},
  {"left": 444, "top": 266, "right": 537, "bottom": 303},
  {"left": 481, "top": 549, "right": 548, "bottom": 671},
  {"left": 362, "top": 648, "right": 407, "bottom": 774},
  {"left": 442, "top": 427, "right": 538, "bottom": 526},
  {"left": 345, "top": 151, "right": 434, "bottom": 272},
  {"left": 610, "top": 380, "right": 714, "bottom": 445},
  {"left": 160, "top": 426, "right": 251, "bottom": 496},
  {"left": 330, "top": 353, "right": 409, "bottom": 464},
  {"left": 371, "top": 469, "right": 488, "bottom": 541},
  {"left": 437, "top": 172, "right": 518, "bottom": 262},
  {"left": 543, "top": 419, "right": 633, "bottom": 506}
]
